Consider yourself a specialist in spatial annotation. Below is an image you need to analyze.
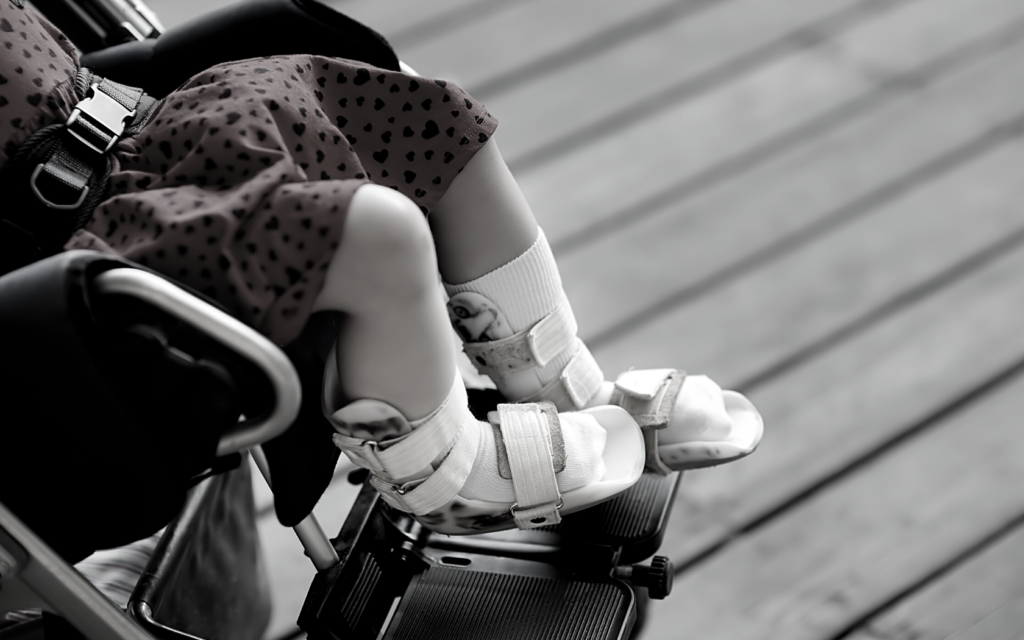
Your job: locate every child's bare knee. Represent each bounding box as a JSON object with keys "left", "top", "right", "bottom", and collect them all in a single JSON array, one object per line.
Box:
[{"left": 334, "top": 184, "right": 438, "bottom": 304}]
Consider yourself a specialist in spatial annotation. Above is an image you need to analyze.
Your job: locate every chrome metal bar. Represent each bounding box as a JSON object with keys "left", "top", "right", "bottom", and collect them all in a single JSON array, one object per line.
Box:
[
  {"left": 91, "top": 268, "right": 302, "bottom": 456},
  {"left": 250, "top": 445, "right": 340, "bottom": 572}
]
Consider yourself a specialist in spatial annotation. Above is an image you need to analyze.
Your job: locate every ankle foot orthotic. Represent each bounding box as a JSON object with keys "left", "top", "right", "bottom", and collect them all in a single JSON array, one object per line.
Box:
[{"left": 327, "top": 372, "right": 643, "bottom": 534}]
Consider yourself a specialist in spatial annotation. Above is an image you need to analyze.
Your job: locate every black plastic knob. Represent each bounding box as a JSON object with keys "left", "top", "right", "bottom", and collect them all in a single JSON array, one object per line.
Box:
[{"left": 629, "top": 556, "right": 674, "bottom": 600}]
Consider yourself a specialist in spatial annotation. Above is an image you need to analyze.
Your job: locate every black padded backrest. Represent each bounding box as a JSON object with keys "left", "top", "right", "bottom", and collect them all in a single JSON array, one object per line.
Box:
[
  {"left": 79, "top": 0, "right": 400, "bottom": 98},
  {"left": 0, "top": 252, "right": 192, "bottom": 562},
  {"left": 0, "top": 252, "right": 248, "bottom": 562},
  {"left": 0, "top": 250, "right": 341, "bottom": 554}
]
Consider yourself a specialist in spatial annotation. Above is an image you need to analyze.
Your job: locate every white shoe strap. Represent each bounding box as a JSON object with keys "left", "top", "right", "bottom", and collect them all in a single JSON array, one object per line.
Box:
[
  {"left": 612, "top": 369, "right": 686, "bottom": 475},
  {"left": 462, "top": 295, "right": 577, "bottom": 380},
  {"left": 333, "top": 374, "right": 469, "bottom": 481},
  {"left": 498, "top": 403, "right": 563, "bottom": 529},
  {"left": 612, "top": 369, "right": 686, "bottom": 429},
  {"left": 371, "top": 418, "right": 481, "bottom": 515},
  {"left": 488, "top": 401, "right": 565, "bottom": 477}
]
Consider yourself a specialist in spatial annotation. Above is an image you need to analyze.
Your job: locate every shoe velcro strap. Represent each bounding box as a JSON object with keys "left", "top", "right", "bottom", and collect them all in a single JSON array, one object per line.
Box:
[
  {"left": 371, "top": 418, "right": 482, "bottom": 515},
  {"left": 522, "top": 340, "right": 604, "bottom": 411},
  {"left": 642, "top": 429, "right": 674, "bottom": 476},
  {"left": 612, "top": 369, "right": 686, "bottom": 429},
  {"left": 333, "top": 376, "right": 469, "bottom": 482},
  {"left": 612, "top": 369, "right": 686, "bottom": 476},
  {"left": 462, "top": 296, "right": 577, "bottom": 380},
  {"left": 487, "top": 401, "right": 565, "bottom": 478},
  {"left": 495, "top": 403, "right": 563, "bottom": 530}
]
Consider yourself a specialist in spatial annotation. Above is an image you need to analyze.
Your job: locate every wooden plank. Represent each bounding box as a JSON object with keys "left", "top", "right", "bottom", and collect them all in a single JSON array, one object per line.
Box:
[
  {"left": 399, "top": 0, "right": 713, "bottom": 94},
  {"left": 951, "top": 599, "right": 1024, "bottom": 640},
  {"left": 595, "top": 128, "right": 1024, "bottom": 382},
  {"left": 485, "top": 0, "right": 888, "bottom": 163},
  {"left": 560, "top": 27, "right": 1024, "bottom": 345},
  {"left": 514, "top": 0, "right": 1024, "bottom": 248},
  {"left": 832, "top": 0, "right": 1024, "bottom": 75},
  {"left": 643, "top": 135, "right": 1024, "bottom": 565},
  {"left": 844, "top": 524, "right": 1024, "bottom": 640},
  {"left": 642, "top": 348, "right": 1024, "bottom": 640}
]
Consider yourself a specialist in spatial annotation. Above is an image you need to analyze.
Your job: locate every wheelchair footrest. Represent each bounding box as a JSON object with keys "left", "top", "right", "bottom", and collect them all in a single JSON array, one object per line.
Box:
[
  {"left": 387, "top": 560, "right": 632, "bottom": 640},
  {"left": 558, "top": 471, "right": 681, "bottom": 564},
  {"left": 301, "top": 471, "right": 682, "bottom": 639}
]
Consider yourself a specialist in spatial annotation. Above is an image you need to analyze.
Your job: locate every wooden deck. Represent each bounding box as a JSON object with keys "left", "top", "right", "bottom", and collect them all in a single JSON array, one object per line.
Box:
[{"left": 149, "top": 0, "right": 1024, "bottom": 638}]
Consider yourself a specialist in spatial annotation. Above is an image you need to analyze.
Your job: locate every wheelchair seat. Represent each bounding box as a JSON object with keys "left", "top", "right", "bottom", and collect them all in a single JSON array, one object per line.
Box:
[
  {"left": 0, "top": 249, "right": 303, "bottom": 639},
  {"left": 1, "top": 3, "right": 686, "bottom": 638}
]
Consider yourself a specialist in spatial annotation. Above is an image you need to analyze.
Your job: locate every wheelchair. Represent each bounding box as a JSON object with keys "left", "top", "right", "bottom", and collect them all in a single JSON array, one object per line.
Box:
[{"left": 0, "top": 2, "right": 681, "bottom": 638}]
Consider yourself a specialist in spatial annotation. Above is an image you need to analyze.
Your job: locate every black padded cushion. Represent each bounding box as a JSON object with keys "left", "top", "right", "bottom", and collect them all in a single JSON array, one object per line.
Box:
[
  {"left": 80, "top": 0, "right": 400, "bottom": 98},
  {"left": 0, "top": 252, "right": 198, "bottom": 561},
  {"left": 0, "top": 251, "right": 343, "bottom": 557}
]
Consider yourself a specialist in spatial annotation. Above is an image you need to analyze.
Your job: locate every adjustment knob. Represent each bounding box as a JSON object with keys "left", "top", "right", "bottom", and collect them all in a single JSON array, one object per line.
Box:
[{"left": 614, "top": 555, "right": 674, "bottom": 600}]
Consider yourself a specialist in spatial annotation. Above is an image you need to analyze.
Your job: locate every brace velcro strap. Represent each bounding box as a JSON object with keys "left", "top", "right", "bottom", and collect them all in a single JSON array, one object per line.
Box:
[
  {"left": 563, "top": 342, "right": 605, "bottom": 408},
  {"left": 519, "top": 340, "right": 604, "bottom": 411},
  {"left": 613, "top": 369, "right": 686, "bottom": 429},
  {"left": 527, "top": 296, "right": 578, "bottom": 367},
  {"left": 371, "top": 420, "right": 481, "bottom": 515},
  {"left": 333, "top": 377, "right": 468, "bottom": 481},
  {"left": 462, "top": 296, "right": 578, "bottom": 380},
  {"left": 496, "top": 403, "right": 563, "bottom": 529},
  {"left": 487, "top": 401, "right": 565, "bottom": 478}
]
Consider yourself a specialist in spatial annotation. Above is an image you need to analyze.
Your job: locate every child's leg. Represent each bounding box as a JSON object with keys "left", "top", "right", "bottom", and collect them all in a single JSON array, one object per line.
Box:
[
  {"left": 429, "top": 140, "right": 763, "bottom": 473},
  {"left": 312, "top": 184, "right": 456, "bottom": 422},
  {"left": 314, "top": 184, "right": 642, "bottom": 533}
]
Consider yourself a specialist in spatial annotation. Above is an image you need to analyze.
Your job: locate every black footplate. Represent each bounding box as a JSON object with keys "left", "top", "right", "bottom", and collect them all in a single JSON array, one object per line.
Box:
[
  {"left": 386, "top": 559, "right": 632, "bottom": 640},
  {"left": 299, "top": 470, "right": 681, "bottom": 640}
]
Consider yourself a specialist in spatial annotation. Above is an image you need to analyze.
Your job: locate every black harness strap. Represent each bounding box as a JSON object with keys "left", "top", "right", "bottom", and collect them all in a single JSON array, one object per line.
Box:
[{"left": 0, "top": 68, "right": 156, "bottom": 277}]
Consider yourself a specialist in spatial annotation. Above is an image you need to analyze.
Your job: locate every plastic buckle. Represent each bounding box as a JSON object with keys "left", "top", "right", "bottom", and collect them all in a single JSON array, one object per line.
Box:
[
  {"left": 392, "top": 476, "right": 428, "bottom": 496},
  {"left": 29, "top": 164, "right": 89, "bottom": 210},
  {"left": 66, "top": 83, "right": 136, "bottom": 154},
  {"left": 336, "top": 437, "right": 386, "bottom": 474}
]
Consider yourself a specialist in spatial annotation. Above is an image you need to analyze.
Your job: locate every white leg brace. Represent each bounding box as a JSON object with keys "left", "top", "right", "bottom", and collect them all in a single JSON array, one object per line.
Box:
[
  {"left": 444, "top": 229, "right": 604, "bottom": 411},
  {"left": 442, "top": 229, "right": 764, "bottom": 474}
]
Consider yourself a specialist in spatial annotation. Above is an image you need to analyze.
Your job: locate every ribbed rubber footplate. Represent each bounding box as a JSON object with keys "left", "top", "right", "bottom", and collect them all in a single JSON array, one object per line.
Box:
[
  {"left": 387, "top": 567, "right": 630, "bottom": 640},
  {"left": 559, "top": 473, "right": 678, "bottom": 546}
]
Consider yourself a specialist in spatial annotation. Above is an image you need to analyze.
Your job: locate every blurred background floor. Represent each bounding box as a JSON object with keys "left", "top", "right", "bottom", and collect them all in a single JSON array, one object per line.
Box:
[{"left": 148, "top": 0, "right": 1024, "bottom": 638}]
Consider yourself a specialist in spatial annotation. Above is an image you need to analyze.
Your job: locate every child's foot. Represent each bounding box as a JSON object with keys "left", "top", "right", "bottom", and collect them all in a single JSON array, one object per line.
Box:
[
  {"left": 445, "top": 230, "right": 763, "bottom": 475},
  {"left": 588, "top": 371, "right": 762, "bottom": 474},
  {"left": 323, "top": 357, "right": 643, "bottom": 534}
]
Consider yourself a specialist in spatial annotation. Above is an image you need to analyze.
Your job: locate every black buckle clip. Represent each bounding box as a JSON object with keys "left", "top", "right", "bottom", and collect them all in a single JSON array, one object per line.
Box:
[{"left": 66, "top": 82, "right": 136, "bottom": 154}]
